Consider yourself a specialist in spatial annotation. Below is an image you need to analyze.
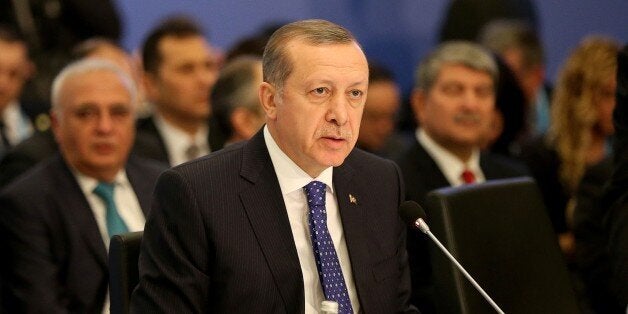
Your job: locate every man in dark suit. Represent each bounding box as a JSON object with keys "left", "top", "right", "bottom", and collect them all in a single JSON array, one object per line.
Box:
[
  {"left": 131, "top": 19, "right": 419, "bottom": 313},
  {"left": 134, "top": 16, "right": 225, "bottom": 166},
  {"left": 395, "top": 41, "right": 527, "bottom": 313},
  {"left": 0, "top": 59, "right": 165, "bottom": 312}
]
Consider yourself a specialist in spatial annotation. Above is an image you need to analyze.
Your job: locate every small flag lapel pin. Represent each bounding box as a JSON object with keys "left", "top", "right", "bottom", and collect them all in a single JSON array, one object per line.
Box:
[{"left": 349, "top": 194, "right": 357, "bottom": 205}]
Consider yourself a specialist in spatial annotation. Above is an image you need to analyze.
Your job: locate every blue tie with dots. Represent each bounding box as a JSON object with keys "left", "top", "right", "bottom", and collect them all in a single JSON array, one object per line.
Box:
[
  {"left": 304, "top": 181, "right": 353, "bottom": 314},
  {"left": 93, "top": 182, "right": 128, "bottom": 238}
]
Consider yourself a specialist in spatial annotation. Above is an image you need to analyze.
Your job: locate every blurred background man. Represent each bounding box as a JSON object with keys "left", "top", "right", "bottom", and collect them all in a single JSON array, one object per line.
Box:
[{"left": 0, "top": 59, "right": 165, "bottom": 313}]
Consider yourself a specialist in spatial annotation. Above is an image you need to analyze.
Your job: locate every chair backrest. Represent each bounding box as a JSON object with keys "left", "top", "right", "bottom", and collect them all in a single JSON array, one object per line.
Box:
[
  {"left": 109, "top": 231, "right": 143, "bottom": 314},
  {"left": 423, "top": 177, "right": 580, "bottom": 314}
]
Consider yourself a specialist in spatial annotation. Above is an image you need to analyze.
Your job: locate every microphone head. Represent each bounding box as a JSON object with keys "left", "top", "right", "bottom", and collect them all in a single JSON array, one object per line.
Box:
[{"left": 399, "top": 200, "right": 427, "bottom": 226}]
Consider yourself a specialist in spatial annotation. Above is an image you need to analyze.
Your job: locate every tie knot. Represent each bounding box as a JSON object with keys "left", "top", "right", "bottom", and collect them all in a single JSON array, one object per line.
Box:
[
  {"left": 93, "top": 182, "right": 115, "bottom": 200},
  {"left": 461, "top": 169, "right": 476, "bottom": 184},
  {"left": 304, "top": 181, "right": 326, "bottom": 206}
]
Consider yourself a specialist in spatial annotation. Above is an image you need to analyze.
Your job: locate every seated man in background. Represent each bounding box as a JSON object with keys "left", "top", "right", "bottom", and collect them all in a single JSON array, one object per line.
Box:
[
  {"left": 135, "top": 16, "right": 225, "bottom": 166},
  {"left": 0, "top": 59, "right": 165, "bottom": 313},
  {"left": 357, "top": 61, "right": 410, "bottom": 159},
  {"left": 0, "top": 37, "right": 140, "bottom": 189},
  {"left": 394, "top": 41, "right": 528, "bottom": 313},
  {"left": 211, "top": 55, "right": 265, "bottom": 145},
  {"left": 0, "top": 25, "right": 34, "bottom": 157}
]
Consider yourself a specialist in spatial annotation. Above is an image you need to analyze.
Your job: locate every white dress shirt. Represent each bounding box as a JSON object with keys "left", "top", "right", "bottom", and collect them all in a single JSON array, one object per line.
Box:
[
  {"left": 153, "top": 113, "right": 210, "bottom": 166},
  {"left": 0, "top": 101, "right": 33, "bottom": 145},
  {"left": 74, "top": 169, "right": 145, "bottom": 314},
  {"left": 416, "top": 128, "right": 485, "bottom": 186},
  {"left": 74, "top": 170, "right": 146, "bottom": 248},
  {"left": 264, "top": 126, "right": 360, "bottom": 314}
]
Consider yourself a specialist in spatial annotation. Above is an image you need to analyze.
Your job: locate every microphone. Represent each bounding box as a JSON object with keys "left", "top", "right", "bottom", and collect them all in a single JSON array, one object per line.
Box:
[{"left": 399, "top": 201, "right": 505, "bottom": 314}]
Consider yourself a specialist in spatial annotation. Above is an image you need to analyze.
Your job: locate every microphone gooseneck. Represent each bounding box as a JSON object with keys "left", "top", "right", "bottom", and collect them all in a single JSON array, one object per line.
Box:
[{"left": 399, "top": 201, "right": 505, "bottom": 314}]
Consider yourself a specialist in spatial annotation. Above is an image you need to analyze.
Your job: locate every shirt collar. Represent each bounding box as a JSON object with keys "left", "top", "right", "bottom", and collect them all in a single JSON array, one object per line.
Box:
[
  {"left": 153, "top": 113, "right": 209, "bottom": 151},
  {"left": 263, "top": 125, "right": 334, "bottom": 195},
  {"left": 416, "top": 128, "right": 482, "bottom": 186},
  {"left": 73, "top": 168, "right": 131, "bottom": 195}
]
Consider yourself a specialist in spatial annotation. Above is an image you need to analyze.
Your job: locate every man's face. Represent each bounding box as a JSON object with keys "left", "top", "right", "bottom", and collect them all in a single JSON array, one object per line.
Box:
[
  {"left": 261, "top": 41, "right": 369, "bottom": 177},
  {"left": 414, "top": 63, "right": 495, "bottom": 151},
  {"left": 52, "top": 70, "right": 136, "bottom": 181},
  {"left": 0, "top": 40, "right": 31, "bottom": 112},
  {"left": 358, "top": 80, "right": 400, "bottom": 152},
  {"left": 146, "top": 35, "right": 218, "bottom": 123}
]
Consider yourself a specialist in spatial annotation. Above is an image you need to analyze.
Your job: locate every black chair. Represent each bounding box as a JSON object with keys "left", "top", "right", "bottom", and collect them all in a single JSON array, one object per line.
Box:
[
  {"left": 423, "top": 177, "right": 580, "bottom": 314},
  {"left": 109, "top": 231, "right": 143, "bottom": 314}
]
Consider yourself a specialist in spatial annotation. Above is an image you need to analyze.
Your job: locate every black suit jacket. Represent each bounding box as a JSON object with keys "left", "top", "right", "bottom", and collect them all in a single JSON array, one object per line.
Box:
[
  {"left": 605, "top": 43, "right": 628, "bottom": 309},
  {"left": 394, "top": 140, "right": 528, "bottom": 313},
  {"left": 133, "top": 115, "right": 226, "bottom": 165},
  {"left": 0, "top": 154, "right": 165, "bottom": 313},
  {"left": 131, "top": 129, "right": 419, "bottom": 313}
]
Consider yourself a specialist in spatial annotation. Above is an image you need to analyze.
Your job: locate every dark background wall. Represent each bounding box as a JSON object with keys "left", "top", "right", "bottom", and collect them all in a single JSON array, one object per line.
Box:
[{"left": 114, "top": 0, "right": 628, "bottom": 95}]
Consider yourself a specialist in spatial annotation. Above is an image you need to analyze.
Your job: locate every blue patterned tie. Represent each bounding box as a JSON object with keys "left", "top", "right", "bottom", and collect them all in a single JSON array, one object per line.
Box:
[
  {"left": 304, "top": 181, "right": 353, "bottom": 314},
  {"left": 93, "top": 182, "right": 128, "bottom": 237}
]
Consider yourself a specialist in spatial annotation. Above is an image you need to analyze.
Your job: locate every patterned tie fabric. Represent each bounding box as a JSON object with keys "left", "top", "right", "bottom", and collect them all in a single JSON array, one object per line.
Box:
[
  {"left": 304, "top": 181, "right": 353, "bottom": 314},
  {"left": 461, "top": 169, "right": 476, "bottom": 184},
  {"left": 93, "top": 182, "right": 129, "bottom": 237}
]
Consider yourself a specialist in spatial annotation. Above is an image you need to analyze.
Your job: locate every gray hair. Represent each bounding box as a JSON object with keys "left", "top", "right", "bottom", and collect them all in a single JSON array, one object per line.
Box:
[
  {"left": 479, "top": 19, "right": 544, "bottom": 68},
  {"left": 211, "top": 55, "right": 262, "bottom": 137},
  {"left": 415, "top": 41, "right": 498, "bottom": 91},
  {"left": 51, "top": 58, "right": 137, "bottom": 114},
  {"left": 262, "top": 19, "right": 360, "bottom": 91}
]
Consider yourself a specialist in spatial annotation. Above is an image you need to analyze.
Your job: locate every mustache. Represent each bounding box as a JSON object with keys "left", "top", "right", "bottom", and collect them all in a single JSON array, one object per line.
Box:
[
  {"left": 315, "top": 124, "right": 353, "bottom": 140},
  {"left": 454, "top": 113, "right": 482, "bottom": 124}
]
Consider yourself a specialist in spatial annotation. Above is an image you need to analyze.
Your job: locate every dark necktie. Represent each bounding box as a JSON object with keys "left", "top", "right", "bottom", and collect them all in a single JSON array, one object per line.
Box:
[
  {"left": 93, "top": 182, "right": 129, "bottom": 237},
  {"left": 304, "top": 181, "right": 353, "bottom": 314},
  {"left": 461, "top": 169, "right": 476, "bottom": 184}
]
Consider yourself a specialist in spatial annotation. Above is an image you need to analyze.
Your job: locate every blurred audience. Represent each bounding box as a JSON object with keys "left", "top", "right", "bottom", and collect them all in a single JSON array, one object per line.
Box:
[
  {"left": 480, "top": 55, "right": 527, "bottom": 158},
  {"left": 211, "top": 56, "right": 265, "bottom": 145},
  {"left": 0, "top": 0, "right": 121, "bottom": 109},
  {"left": 479, "top": 19, "right": 551, "bottom": 143},
  {"left": 0, "top": 25, "right": 35, "bottom": 157},
  {"left": 395, "top": 41, "right": 528, "bottom": 313},
  {"left": 520, "top": 36, "right": 619, "bottom": 259},
  {"left": 357, "top": 61, "right": 410, "bottom": 159},
  {"left": 604, "top": 42, "right": 628, "bottom": 313},
  {"left": 0, "top": 37, "right": 139, "bottom": 189},
  {"left": 0, "top": 59, "right": 165, "bottom": 313},
  {"left": 439, "top": 0, "right": 538, "bottom": 43},
  {"left": 134, "top": 16, "right": 225, "bottom": 166}
]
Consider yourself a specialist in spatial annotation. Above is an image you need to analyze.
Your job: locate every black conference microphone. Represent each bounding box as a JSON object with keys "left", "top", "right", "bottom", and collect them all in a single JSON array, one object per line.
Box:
[{"left": 399, "top": 201, "right": 505, "bottom": 314}]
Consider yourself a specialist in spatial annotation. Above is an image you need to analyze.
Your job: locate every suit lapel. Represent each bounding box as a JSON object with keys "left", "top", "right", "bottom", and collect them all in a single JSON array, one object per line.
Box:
[
  {"left": 126, "top": 156, "right": 153, "bottom": 216},
  {"left": 333, "top": 157, "right": 373, "bottom": 303},
  {"left": 50, "top": 155, "right": 108, "bottom": 269},
  {"left": 238, "top": 131, "right": 304, "bottom": 313}
]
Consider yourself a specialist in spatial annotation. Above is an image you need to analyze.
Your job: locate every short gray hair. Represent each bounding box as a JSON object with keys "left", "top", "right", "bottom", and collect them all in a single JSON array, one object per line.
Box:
[
  {"left": 479, "top": 19, "right": 544, "bottom": 68},
  {"left": 415, "top": 41, "right": 498, "bottom": 91},
  {"left": 51, "top": 58, "right": 137, "bottom": 114},
  {"left": 211, "top": 56, "right": 262, "bottom": 137},
  {"left": 263, "top": 19, "right": 360, "bottom": 91}
]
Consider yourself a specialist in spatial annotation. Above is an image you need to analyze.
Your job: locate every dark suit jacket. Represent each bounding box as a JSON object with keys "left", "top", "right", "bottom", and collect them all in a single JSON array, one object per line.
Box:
[
  {"left": 133, "top": 115, "right": 226, "bottom": 165},
  {"left": 0, "top": 154, "right": 165, "bottom": 313},
  {"left": 0, "top": 129, "right": 57, "bottom": 189},
  {"left": 394, "top": 140, "right": 528, "bottom": 313},
  {"left": 130, "top": 129, "right": 419, "bottom": 313},
  {"left": 605, "top": 43, "right": 628, "bottom": 309}
]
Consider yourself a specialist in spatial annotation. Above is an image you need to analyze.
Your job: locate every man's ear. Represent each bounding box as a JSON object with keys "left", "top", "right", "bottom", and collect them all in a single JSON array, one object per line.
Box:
[
  {"left": 259, "top": 82, "right": 278, "bottom": 121},
  {"left": 410, "top": 88, "right": 426, "bottom": 125}
]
